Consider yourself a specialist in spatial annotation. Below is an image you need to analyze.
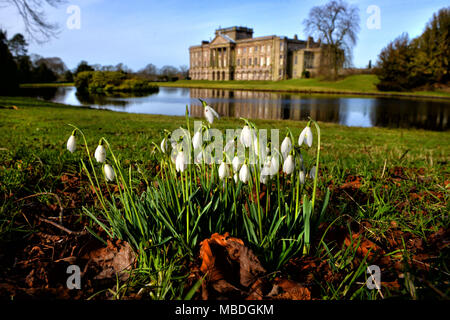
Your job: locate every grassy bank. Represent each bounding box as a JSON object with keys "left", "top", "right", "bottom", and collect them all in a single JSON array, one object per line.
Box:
[
  {"left": 0, "top": 96, "right": 449, "bottom": 300},
  {"left": 153, "top": 75, "right": 450, "bottom": 99}
]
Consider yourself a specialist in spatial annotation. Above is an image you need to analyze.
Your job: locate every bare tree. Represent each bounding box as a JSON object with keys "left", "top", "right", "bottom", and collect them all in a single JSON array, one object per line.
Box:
[
  {"left": 179, "top": 65, "right": 189, "bottom": 79},
  {"left": 1, "top": 0, "right": 64, "bottom": 43},
  {"left": 303, "top": 0, "right": 360, "bottom": 79}
]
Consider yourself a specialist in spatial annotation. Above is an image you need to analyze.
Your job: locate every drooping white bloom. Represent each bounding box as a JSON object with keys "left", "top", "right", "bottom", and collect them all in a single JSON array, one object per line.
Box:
[
  {"left": 94, "top": 144, "right": 106, "bottom": 163},
  {"left": 260, "top": 171, "right": 269, "bottom": 185},
  {"left": 298, "top": 126, "right": 313, "bottom": 148},
  {"left": 281, "top": 137, "right": 292, "bottom": 159},
  {"left": 175, "top": 151, "right": 187, "bottom": 172},
  {"left": 260, "top": 157, "right": 272, "bottom": 184},
  {"left": 240, "top": 126, "right": 253, "bottom": 148},
  {"left": 194, "top": 151, "right": 203, "bottom": 164},
  {"left": 218, "top": 162, "right": 229, "bottom": 180},
  {"left": 161, "top": 138, "right": 168, "bottom": 153},
  {"left": 282, "top": 155, "right": 295, "bottom": 175},
  {"left": 204, "top": 105, "right": 220, "bottom": 124},
  {"left": 224, "top": 139, "right": 234, "bottom": 153},
  {"left": 192, "top": 131, "right": 202, "bottom": 150},
  {"left": 66, "top": 135, "right": 76, "bottom": 153},
  {"left": 269, "top": 155, "right": 279, "bottom": 176},
  {"left": 299, "top": 171, "right": 306, "bottom": 184},
  {"left": 239, "top": 164, "right": 249, "bottom": 183},
  {"left": 232, "top": 156, "right": 241, "bottom": 172},
  {"left": 309, "top": 166, "right": 316, "bottom": 179},
  {"left": 233, "top": 173, "right": 238, "bottom": 184},
  {"left": 253, "top": 139, "right": 267, "bottom": 160},
  {"left": 104, "top": 164, "right": 115, "bottom": 182}
]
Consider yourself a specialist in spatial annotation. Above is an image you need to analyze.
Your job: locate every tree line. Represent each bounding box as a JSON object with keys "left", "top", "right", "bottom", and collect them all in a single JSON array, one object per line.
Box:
[
  {"left": 0, "top": 29, "right": 188, "bottom": 95},
  {"left": 375, "top": 7, "right": 449, "bottom": 91}
]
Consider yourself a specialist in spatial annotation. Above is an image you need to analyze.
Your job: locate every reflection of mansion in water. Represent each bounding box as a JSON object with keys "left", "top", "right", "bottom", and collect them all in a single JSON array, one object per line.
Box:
[
  {"left": 189, "top": 26, "right": 323, "bottom": 81},
  {"left": 189, "top": 88, "right": 340, "bottom": 122}
]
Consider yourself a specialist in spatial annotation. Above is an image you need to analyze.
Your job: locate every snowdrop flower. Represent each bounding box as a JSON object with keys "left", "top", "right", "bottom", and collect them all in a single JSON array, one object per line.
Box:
[
  {"left": 94, "top": 144, "right": 106, "bottom": 163},
  {"left": 161, "top": 138, "right": 168, "bottom": 153},
  {"left": 104, "top": 164, "right": 115, "bottom": 182},
  {"left": 253, "top": 139, "right": 268, "bottom": 160},
  {"left": 299, "top": 171, "right": 306, "bottom": 184},
  {"left": 281, "top": 136, "right": 292, "bottom": 159},
  {"left": 224, "top": 138, "right": 235, "bottom": 153},
  {"left": 309, "top": 166, "right": 316, "bottom": 179},
  {"left": 218, "top": 162, "right": 229, "bottom": 180},
  {"left": 232, "top": 156, "right": 241, "bottom": 172},
  {"left": 260, "top": 171, "right": 269, "bottom": 185},
  {"left": 298, "top": 126, "right": 313, "bottom": 148},
  {"left": 239, "top": 164, "right": 249, "bottom": 183},
  {"left": 192, "top": 130, "right": 202, "bottom": 150},
  {"left": 194, "top": 151, "right": 203, "bottom": 164},
  {"left": 282, "top": 155, "right": 295, "bottom": 175},
  {"left": 240, "top": 125, "right": 253, "bottom": 148},
  {"left": 175, "top": 151, "right": 187, "bottom": 172},
  {"left": 260, "top": 158, "right": 272, "bottom": 184},
  {"left": 233, "top": 173, "right": 238, "bottom": 184},
  {"left": 66, "top": 134, "right": 76, "bottom": 153},
  {"left": 269, "top": 155, "right": 279, "bottom": 176},
  {"left": 204, "top": 105, "right": 220, "bottom": 124}
]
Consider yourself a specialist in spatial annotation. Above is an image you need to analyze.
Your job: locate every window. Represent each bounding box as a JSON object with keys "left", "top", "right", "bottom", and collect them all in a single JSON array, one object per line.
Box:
[
  {"left": 279, "top": 69, "right": 282, "bottom": 76},
  {"left": 304, "top": 51, "right": 314, "bottom": 69},
  {"left": 267, "top": 45, "right": 271, "bottom": 51},
  {"left": 243, "top": 47, "right": 247, "bottom": 53},
  {"left": 280, "top": 42, "right": 284, "bottom": 51},
  {"left": 254, "top": 57, "right": 257, "bottom": 66},
  {"left": 260, "top": 57, "right": 264, "bottom": 66},
  {"left": 254, "top": 46, "right": 258, "bottom": 52},
  {"left": 249, "top": 58, "right": 252, "bottom": 66},
  {"left": 266, "top": 56, "right": 271, "bottom": 65},
  {"left": 238, "top": 48, "right": 241, "bottom": 55},
  {"left": 294, "top": 55, "right": 298, "bottom": 65},
  {"left": 261, "top": 45, "right": 265, "bottom": 52},
  {"left": 237, "top": 58, "right": 240, "bottom": 66}
]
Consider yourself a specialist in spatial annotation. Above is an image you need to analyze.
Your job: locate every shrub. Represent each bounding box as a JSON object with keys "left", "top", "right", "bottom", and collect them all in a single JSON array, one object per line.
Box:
[{"left": 74, "top": 71, "right": 158, "bottom": 95}]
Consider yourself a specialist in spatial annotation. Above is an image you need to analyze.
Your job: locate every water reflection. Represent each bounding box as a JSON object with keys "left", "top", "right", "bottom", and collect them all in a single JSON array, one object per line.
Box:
[{"left": 19, "top": 86, "right": 449, "bottom": 131}]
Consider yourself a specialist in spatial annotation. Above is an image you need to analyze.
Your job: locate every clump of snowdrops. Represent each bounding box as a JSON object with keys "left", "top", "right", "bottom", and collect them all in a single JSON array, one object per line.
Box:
[{"left": 65, "top": 100, "right": 329, "bottom": 271}]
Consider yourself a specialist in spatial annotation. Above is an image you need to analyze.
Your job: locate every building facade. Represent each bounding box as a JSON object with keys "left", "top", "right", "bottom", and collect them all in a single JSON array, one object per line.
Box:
[{"left": 189, "top": 26, "right": 323, "bottom": 81}]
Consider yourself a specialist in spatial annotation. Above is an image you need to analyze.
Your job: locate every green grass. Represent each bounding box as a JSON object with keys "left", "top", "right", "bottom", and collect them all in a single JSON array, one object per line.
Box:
[
  {"left": 0, "top": 96, "right": 449, "bottom": 300},
  {"left": 153, "top": 75, "right": 450, "bottom": 99}
]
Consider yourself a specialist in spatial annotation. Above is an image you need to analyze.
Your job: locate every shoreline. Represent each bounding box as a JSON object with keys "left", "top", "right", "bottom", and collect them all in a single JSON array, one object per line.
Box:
[{"left": 154, "top": 82, "right": 450, "bottom": 101}]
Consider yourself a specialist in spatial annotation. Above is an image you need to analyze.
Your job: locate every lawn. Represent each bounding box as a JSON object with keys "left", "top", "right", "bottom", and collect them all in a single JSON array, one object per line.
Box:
[
  {"left": 0, "top": 96, "right": 448, "bottom": 300},
  {"left": 153, "top": 75, "right": 450, "bottom": 99}
]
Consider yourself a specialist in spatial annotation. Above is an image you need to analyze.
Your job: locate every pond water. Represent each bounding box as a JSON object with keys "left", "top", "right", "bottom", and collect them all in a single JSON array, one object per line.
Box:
[{"left": 20, "top": 86, "right": 450, "bottom": 131}]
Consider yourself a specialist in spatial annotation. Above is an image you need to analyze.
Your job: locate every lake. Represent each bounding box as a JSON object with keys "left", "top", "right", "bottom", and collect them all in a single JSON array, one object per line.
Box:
[{"left": 20, "top": 86, "right": 450, "bottom": 131}]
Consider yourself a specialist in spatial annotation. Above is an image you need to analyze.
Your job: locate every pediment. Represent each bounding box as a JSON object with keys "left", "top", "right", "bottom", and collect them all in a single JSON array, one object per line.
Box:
[{"left": 210, "top": 34, "right": 233, "bottom": 45}]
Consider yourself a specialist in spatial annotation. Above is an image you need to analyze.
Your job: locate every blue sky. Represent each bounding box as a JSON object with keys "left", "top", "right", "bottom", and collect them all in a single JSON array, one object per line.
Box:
[{"left": 0, "top": 0, "right": 448, "bottom": 71}]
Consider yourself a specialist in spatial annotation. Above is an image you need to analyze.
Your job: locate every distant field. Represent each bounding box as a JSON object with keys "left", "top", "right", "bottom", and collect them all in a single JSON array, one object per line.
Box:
[{"left": 152, "top": 75, "right": 450, "bottom": 99}]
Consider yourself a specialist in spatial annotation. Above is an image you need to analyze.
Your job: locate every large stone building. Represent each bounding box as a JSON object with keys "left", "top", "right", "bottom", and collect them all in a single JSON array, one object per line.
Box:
[{"left": 189, "top": 26, "right": 323, "bottom": 81}]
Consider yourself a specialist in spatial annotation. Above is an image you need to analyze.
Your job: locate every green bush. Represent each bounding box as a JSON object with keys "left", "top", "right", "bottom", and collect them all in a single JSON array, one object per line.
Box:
[{"left": 74, "top": 71, "right": 158, "bottom": 95}]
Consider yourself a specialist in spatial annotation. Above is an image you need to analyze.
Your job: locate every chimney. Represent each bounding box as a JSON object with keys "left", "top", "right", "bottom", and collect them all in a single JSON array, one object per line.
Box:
[
  {"left": 307, "top": 36, "right": 313, "bottom": 48},
  {"left": 294, "top": 34, "right": 298, "bottom": 40}
]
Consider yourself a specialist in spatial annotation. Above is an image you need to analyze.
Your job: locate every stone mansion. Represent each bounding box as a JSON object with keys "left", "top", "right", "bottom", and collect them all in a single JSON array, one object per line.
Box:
[{"left": 189, "top": 26, "right": 323, "bottom": 81}]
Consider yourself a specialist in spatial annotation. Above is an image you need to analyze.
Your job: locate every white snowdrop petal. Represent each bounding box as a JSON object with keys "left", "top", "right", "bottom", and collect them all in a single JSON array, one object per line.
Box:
[{"left": 67, "top": 135, "right": 76, "bottom": 153}]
